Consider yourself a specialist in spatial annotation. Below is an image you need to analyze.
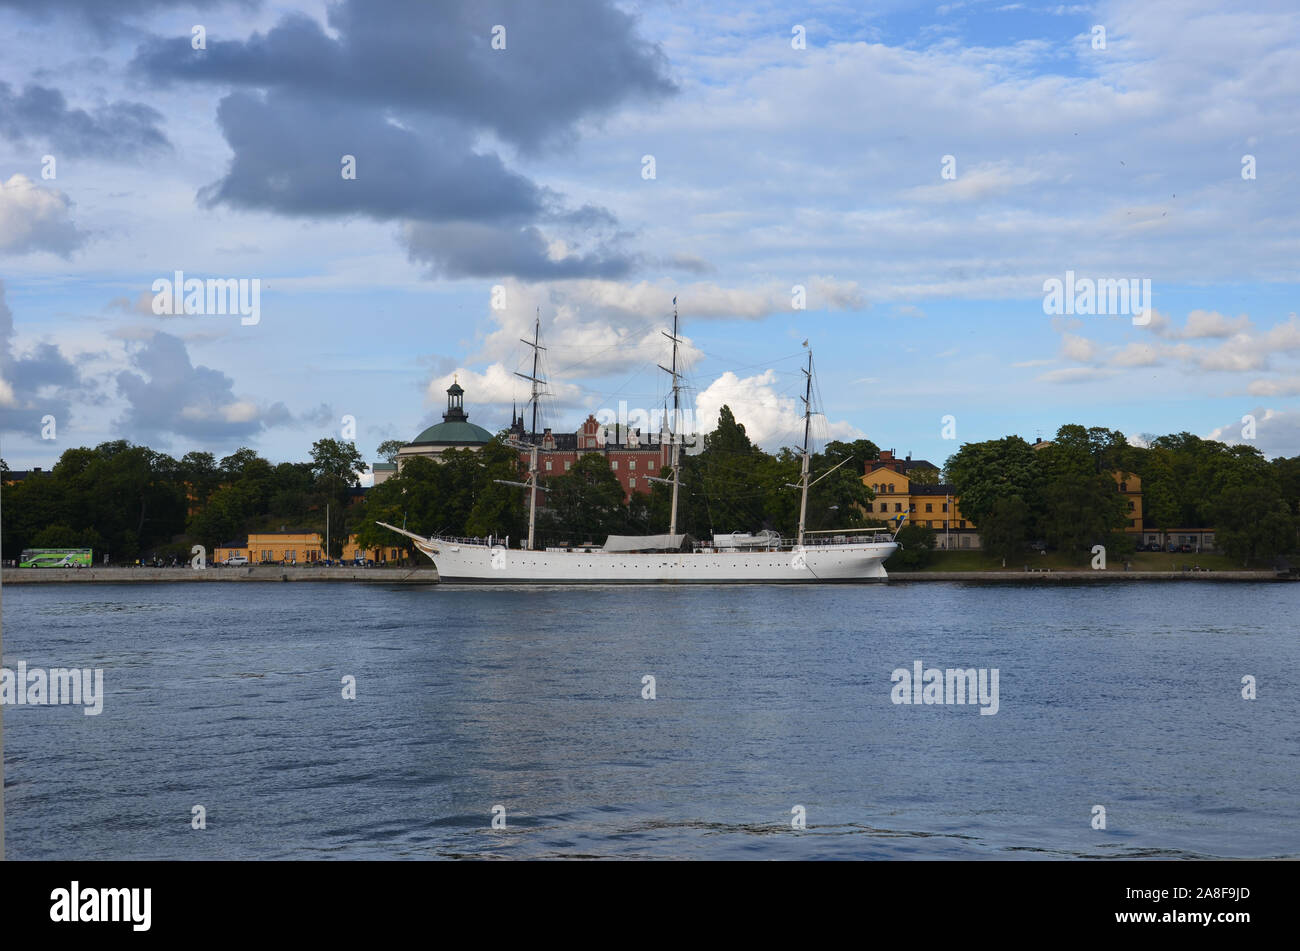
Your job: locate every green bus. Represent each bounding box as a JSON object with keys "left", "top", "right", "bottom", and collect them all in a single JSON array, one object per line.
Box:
[{"left": 19, "top": 548, "right": 93, "bottom": 568}]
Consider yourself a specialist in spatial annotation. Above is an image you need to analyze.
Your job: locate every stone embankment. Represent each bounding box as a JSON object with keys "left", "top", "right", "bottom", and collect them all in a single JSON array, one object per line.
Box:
[{"left": 3, "top": 566, "right": 440, "bottom": 583}]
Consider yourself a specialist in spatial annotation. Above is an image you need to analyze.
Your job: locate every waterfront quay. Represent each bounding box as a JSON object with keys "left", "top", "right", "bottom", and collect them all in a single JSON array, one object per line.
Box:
[{"left": 2, "top": 566, "right": 439, "bottom": 584}]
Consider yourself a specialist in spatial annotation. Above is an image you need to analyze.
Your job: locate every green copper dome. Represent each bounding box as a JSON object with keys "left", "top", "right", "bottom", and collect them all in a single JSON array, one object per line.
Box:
[
  {"left": 409, "top": 419, "right": 494, "bottom": 446},
  {"left": 407, "top": 379, "right": 494, "bottom": 446}
]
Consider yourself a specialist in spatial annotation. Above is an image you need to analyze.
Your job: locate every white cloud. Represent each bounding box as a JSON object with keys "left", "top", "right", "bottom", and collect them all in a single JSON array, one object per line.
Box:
[
  {"left": 426, "top": 363, "right": 584, "bottom": 416},
  {"left": 1060, "top": 332, "right": 1097, "bottom": 362},
  {"left": 1207, "top": 407, "right": 1300, "bottom": 458},
  {"left": 904, "top": 162, "right": 1046, "bottom": 203},
  {"left": 694, "top": 368, "right": 862, "bottom": 449},
  {"left": 1111, "top": 342, "right": 1162, "bottom": 367},
  {"left": 1247, "top": 377, "right": 1300, "bottom": 397},
  {"left": 0, "top": 174, "right": 86, "bottom": 257},
  {"left": 1152, "top": 308, "right": 1252, "bottom": 339},
  {"left": 1037, "top": 367, "right": 1114, "bottom": 384}
]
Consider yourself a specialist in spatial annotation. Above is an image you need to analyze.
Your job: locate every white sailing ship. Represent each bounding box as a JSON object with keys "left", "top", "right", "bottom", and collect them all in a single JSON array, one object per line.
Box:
[{"left": 380, "top": 304, "right": 900, "bottom": 583}]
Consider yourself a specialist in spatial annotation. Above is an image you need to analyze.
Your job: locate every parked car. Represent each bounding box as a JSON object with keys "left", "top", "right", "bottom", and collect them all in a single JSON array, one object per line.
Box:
[
  {"left": 1180, "top": 544, "right": 1194, "bottom": 553},
  {"left": 223, "top": 555, "right": 250, "bottom": 566}
]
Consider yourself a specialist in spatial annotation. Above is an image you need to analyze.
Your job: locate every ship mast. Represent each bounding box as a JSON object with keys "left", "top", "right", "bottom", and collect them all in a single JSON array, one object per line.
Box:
[
  {"left": 511, "top": 312, "right": 546, "bottom": 551},
  {"left": 657, "top": 298, "right": 683, "bottom": 536},
  {"left": 796, "top": 348, "right": 813, "bottom": 548}
]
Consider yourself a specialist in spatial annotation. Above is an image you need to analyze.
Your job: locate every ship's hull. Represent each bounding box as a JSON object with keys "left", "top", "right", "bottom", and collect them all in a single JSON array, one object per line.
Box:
[{"left": 414, "top": 539, "right": 897, "bottom": 584}]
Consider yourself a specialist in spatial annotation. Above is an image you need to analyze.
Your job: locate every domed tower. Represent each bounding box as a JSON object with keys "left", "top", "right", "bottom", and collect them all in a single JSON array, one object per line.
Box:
[{"left": 393, "top": 379, "right": 495, "bottom": 470}]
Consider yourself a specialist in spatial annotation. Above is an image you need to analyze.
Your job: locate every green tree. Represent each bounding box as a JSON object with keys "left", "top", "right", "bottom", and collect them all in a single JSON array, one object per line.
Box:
[
  {"left": 180, "top": 451, "right": 222, "bottom": 509},
  {"left": 888, "top": 524, "right": 936, "bottom": 569},
  {"left": 980, "top": 495, "right": 1031, "bottom": 565},
  {"left": 1036, "top": 429, "right": 1127, "bottom": 558},
  {"left": 943, "top": 435, "right": 1044, "bottom": 531},
  {"left": 464, "top": 441, "right": 528, "bottom": 540},
  {"left": 1211, "top": 453, "right": 1292, "bottom": 566},
  {"left": 376, "top": 439, "right": 407, "bottom": 464},
  {"left": 539, "top": 453, "right": 629, "bottom": 545}
]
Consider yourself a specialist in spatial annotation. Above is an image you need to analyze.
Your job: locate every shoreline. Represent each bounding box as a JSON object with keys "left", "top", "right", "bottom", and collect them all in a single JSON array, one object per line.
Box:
[
  {"left": 887, "top": 569, "right": 1288, "bottom": 582},
  {"left": 2, "top": 566, "right": 440, "bottom": 584},
  {"left": 1, "top": 566, "right": 1289, "bottom": 584}
]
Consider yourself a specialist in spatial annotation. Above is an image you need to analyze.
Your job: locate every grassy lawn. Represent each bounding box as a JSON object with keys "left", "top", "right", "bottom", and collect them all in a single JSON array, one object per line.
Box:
[{"left": 899, "top": 549, "right": 1257, "bottom": 572}]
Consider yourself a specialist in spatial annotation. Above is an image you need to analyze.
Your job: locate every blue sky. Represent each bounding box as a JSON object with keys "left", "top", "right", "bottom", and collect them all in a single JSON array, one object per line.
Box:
[{"left": 1, "top": 0, "right": 1297, "bottom": 480}]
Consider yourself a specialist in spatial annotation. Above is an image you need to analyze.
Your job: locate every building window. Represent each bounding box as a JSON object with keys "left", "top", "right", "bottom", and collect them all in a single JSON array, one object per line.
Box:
[
  {"left": 612, "top": 460, "right": 618, "bottom": 470},
  {"left": 629, "top": 478, "right": 636, "bottom": 488},
  {"left": 565, "top": 461, "right": 571, "bottom": 471},
  {"left": 865, "top": 502, "right": 873, "bottom": 512},
  {"left": 629, "top": 460, "right": 637, "bottom": 470},
  {"left": 942, "top": 502, "right": 949, "bottom": 512},
  {"left": 1119, "top": 482, "right": 1128, "bottom": 492},
  {"left": 888, "top": 483, "right": 895, "bottom": 493},
  {"left": 960, "top": 521, "right": 967, "bottom": 529},
  {"left": 925, "top": 503, "right": 933, "bottom": 512},
  {"left": 894, "top": 503, "right": 902, "bottom": 512},
  {"left": 546, "top": 460, "right": 553, "bottom": 471}
]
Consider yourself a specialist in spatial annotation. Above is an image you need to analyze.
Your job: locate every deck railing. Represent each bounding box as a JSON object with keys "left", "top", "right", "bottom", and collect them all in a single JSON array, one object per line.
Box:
[{"left": 430, "top": 531, "right": 897, "bottom": 550}]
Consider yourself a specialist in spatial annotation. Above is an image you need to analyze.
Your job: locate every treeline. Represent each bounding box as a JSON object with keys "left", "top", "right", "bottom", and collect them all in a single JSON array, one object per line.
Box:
[
  {"left": 947, "top": 425, "right": 1300, "bottom": 566},
  {"left": 7, "top": 416, "right": 1295, "bottom": 569},
  {"left": 1, "top": 438, "right": 367, "bottom": 563}
]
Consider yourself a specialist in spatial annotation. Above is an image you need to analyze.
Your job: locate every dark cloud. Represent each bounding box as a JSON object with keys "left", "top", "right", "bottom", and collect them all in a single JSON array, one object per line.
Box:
[
  {"left": 199, "top": 92, "right": 544, "bottom": 222},
  {"left": 0, "top": 278, "right": 84, "bottom": 434},
  {"left": 403, "top": 221, "right": 635, "bottom": 281},
  {"left": 126, "top": 0, "right": 674, "bottom": 280},
  {"left": 133, "top": 1, "right": 674, "bottom": 151},
  {"left": 299, "top": 402, "right": 334, "bottom": 428},
  {"left": 0, "top": 82, "right": 170, "bottom": 158},
  {"left": 662, "top": 253, "right": 714, "bottom": 275},
  {"left": 0, "top": 0, "right": 260, "bottom": 35},
  {"left": 114, "top": 331, "right": 290, "bottom": 443},
  {"left": 0, "top": 82, "right": 168, "bottom": 159}
]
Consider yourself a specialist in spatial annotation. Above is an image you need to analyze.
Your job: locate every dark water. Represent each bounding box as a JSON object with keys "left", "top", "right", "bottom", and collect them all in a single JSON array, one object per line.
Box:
[{"left": 2, "top": 581, "right": 1297, "bottom": 860}]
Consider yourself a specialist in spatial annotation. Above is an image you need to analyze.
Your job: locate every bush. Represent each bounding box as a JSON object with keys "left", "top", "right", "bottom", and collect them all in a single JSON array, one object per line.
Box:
[{"left": 889, "top": 524, "right": 936, "bottom": 569}]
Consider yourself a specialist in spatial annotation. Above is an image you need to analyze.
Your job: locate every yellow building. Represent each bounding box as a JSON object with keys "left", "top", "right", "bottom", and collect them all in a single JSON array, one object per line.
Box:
[
  {"left": 1114, "top": 471, "right": 1143, "bottom": 534},
  {"left": 861, "top": 450, "right": 979, "bottom": 549},
  {"left": 216, "top": 531, "right": 323, "bottom": 564},
  {"left": 342, "top": 536, "right": 404, "bottom": 564},
  {"left": 215, "top": 531, "right": 405, "bottom": 564}
]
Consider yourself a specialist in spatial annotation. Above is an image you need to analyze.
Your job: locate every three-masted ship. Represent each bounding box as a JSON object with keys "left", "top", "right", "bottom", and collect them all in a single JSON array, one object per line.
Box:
[{"left": 379, "top": 304, "right": 900, "bottom": 583}]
